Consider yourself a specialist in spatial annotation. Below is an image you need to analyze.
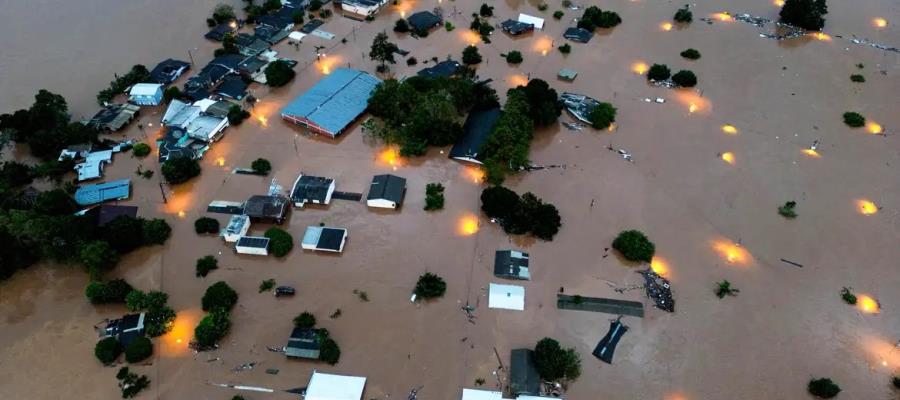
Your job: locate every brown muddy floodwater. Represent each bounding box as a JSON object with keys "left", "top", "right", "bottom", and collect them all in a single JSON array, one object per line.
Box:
[{"left": 2, "top": 0, "right": 900, "bottom": 399}]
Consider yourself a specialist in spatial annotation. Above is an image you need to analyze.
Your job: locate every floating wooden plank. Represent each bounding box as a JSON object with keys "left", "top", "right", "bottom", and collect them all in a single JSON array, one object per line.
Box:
[{"left": 557, "top": 294, "right": 644, "bottom": 318}]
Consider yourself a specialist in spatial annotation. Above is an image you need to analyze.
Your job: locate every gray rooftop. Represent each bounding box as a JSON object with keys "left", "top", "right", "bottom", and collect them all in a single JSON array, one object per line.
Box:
[
  {"left": 281, "top": 68, "right": 381, "bottom": 135},
  {"left": 367, "top": 174, "right": 406, "bottom": 203},
  {"left": 494, "top": 250, "right": 530, "bottom": 280}
]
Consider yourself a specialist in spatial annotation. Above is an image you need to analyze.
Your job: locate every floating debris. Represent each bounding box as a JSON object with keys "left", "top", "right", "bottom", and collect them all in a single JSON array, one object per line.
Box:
[
  {"left": 638, "top": 269, "right": 675, "bottom": 312},
  {"left": 562, "top": 121, "right": 585, "bottom": 131},
  {"left": 560, "top": 92, "right": 601, "bottom": 124}
]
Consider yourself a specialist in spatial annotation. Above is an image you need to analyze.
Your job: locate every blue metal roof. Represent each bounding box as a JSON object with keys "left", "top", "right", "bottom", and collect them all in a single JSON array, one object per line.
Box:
[
  {"left": 75, "top": 179, "right": 131, "bottom": 206},
  {"left": 281, "top": 68, "right": 381, "bottom": 135}
]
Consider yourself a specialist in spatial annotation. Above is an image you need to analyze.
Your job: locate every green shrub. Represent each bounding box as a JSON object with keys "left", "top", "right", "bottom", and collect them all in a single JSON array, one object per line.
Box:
[
  {"left": 463, "top": 46, "right": 483, "bottom": 65},
  {"left": 647, "top": 64, "right": 671, "bottom": 81},
  {"left": 117, "top": 367, "right": 150, "bottom": 398},
  {"left": 293, "top": 311, "right": 316, "bottom": 329},
  {"left": 141, "top": 218, "right": 172, "bottom": 245},
  {"left": 553, "top": 11, "right": 564, "bottom": 19},
  {"left": 612, "top": 230, "right": 655, "bottom": 262},
  {"left": 202, "top": 281, "right": 238, "bottom": 312},
  {"left": 251, "top": 158, "right": 271, "bottom": 175},
  {"left": 265, "top": 59, "right": 296, "bottom": 87},
  {"left": 850, "top": 74, "right": 865, "bottom": 83},
  {"left": 673, "top": 6, "right": 692, "bottom": 23},
  {"left": 196, "top": 255, "right": 218, "bottom": 277},
  {"left": 414, "top": 272, "right": 447, "bottom": 299},
  {"left": 95, "top": 337, "right": 122, "bottom": 364},
  {"left": 445, "top": 21, "right": 455, "bottom": 31},
  {"left": 558, "top": 43, "right": 572, "bottom": 54},
  {"left": 533, "top": 338, "right": 581, "bottom": 381},
  {"left": 393, "top": 19, "right": 409, "bottom": 32},
  {"left": 505, "top": 51, "right": 524, "bottom": 64},
  {"left": 194, "top": 217, "right": 220, "bottom": 234},
  {"left": 194, "top": 308, "right": 231, "bottom": 348},
  {"left": 259, "top": 279, "right": 275, "bottom": 293},
  {"left": 161, "top": 157, "right": 200, "bottom": 184},
  {"left": 892, "top": 375, "right": 900, "bottom": 389},
  {"left": 124, "top": 336, "right": 153, "bottom": 363},
  {"left": 132, "top": 143, "right": 151, "bottom": 157},
  {"left": 715, "top": 280, "right": 740, "bottom": 298},
  {"left": 672, "top": 70, "right": 697, "bottom": 87},
  {"left": 479, "top": 4, "right": 493, "bottom": 17},
  {"left": 480, "top": 186, "right": 561, "bottom": 240},
  {"left": 841, "top": 287, "right": 857, "bottom": 304},
  {"left": 320, "top": 338, "right": 341, "bottom": 365},
  {"left": 588, "top": 102, "right": 617, "bottom": 130},
  {"left": 808, "top": 378, "right": 841, "bottom": 398},
  {"left": 680, "top": 48, "right": 701, "bottom": 60},
  {"left": 424, "top": 183, "right": 445, "bottom": 211},
  {"left": 80, "top": 241, "right": 120, "bottom": 277},
  {"left": 577, "top": 6, "right": 621, "bottom": 30},
  {"left": 264, "top": 227, "right": 293, "bottom": 257},
  {"left": 778, "top": 201, "right": 797, "bottom": 218},
  {"left": 85, "top": 279, "right": 133, "bottom": 304},
  {"left": 842, "top": 112, "right": 865, "bottom": 128},
  {"left": 537, "top": 3, "right": 548, "bottom": 11}
]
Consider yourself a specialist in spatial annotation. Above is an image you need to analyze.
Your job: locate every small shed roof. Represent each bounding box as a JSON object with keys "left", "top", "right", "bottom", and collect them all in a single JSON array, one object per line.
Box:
[
  {"left": 75, "top": 179, "right": 131, "bottom": 205},
  {"left": 558, "top": 68, "right": 578, "bottom": 80},
  {"left": 448, "top": 108, "right": 501, "bottom": 163},
  {"left": 305, "top": 371, "right": 366, "bottom": 400},
  {"left": 500, "top": 19, "right": 534, "bottom": 35},
  {"left": 564, "top": 27, "right": 593, "bottom": 43},
  {"left": 461, "top": 389, "right": 502, "bottom": 400},
  {"left": 488, "top": 283, "right": 525, "bottom": 311},
  {"left": 236, "top": 236, "right": 270, "bottom": 249},
  {"left": 518, "top": 13, "right": 545, "bottom": 30},
  {"left": 367, "top": 174, "right": 406, "bottom": 203},
  {"left": 130, "top": 83, "right": 162, "bottom": 96},
  {"left": 510, "top": 349, "right": 541, "bottom": 395},
  {"left": 285, "top": 327, "right": 321, "bottom": 358},
  {"left": 417, "top": 60, "right": 461, "bottom": 78},
  {"left": 494, "top": 250, "right": 530, "bottom": 280},
  {"left": 302, "top": 226, "right": 347, "bottom": 251},
  {"left": 281, "top": 68, "right": 381, "bottom": 135}
]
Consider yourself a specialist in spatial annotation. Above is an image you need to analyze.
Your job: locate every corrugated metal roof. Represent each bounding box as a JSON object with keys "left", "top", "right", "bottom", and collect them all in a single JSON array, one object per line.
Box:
[
  {"left": 281, "top": 68, "right": 381, "bottom": 135},
  {"left": 130, "top": 83, "right": 162, "bottom": 96},
  {"left": 75, "top": 179, "right": 131, "bottom": 205}
]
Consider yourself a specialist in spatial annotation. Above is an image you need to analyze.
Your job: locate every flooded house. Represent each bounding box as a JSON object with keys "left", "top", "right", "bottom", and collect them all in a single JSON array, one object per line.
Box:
[
  {"left": 102, "top": 313, "right": 145, "bottom": 347},
  {"left": 488, "top": 283, "right": 525, "bottom": 311},
  {"left": 235, "top": 236, "right": 270, "bottom": 256},
  {"left": 281, "top": 68, "right": 381, "bottom": 138},
  {"left": 341, "top": 0, "right": 386, "bottom": 19},
  {"left": 448, "top": 107, "right": 501, "bottom": 164},
  {"left": 461, "top": 389, "right": 503, "bottom": 400},
  {"left": 255, "top": 14, "right": 294, "bottom": 44},
  {"left": 560, "top": 92, "right": 601, "bottom": 124},
  {"left": 417, "top": 60, "right": 462, "bottom": 79},
  {"left": 407, "top": 10, "right": 442, "bottom": 33},
  {"left": 74, "top": 179, "right": 131, "bottom": 206},
  {"left": 290, "top": 174, "right": 335, "bottom": 207},
  {"left": 301, "top": 226, "right": 348, "bottom": 253},
  {"left": 221, "top": 214, "right": 251, "bottom": 242},
  {"left": 494, "top": 250, "right": 530, "bottom": 280},
  {"left": 243, "top": 195, "right": 290, "bottom": 224},
  {"left": 128, "top": 83, "right": 164, "bottom": 106},
  {"left": 509, "top": 349, "right": 541, "bottom": 396},
  {"left": 234, "top": 33, "right": 270, "bottom": 57},
  {"left": 205, "top": 22, "right": 237, "bottom": 42},
  {"left": 149, "top": 59, "right": 190, "bottom": 85},
  {"left": 366, "top": 174, "right": 406, "bottom": 209},
  {"left": 216, "top": 76, "right": 249, "bottom": 101},
  {"left": 563, "top": 27, "right": 593, "bottom": 43},
  {"left": 500, "top": 19, "right": 534, "bottom": 36},
  {"left": 304, "top": 371, "right": 366, "bottom": 400},
  {"left": 161, "top": 99, "right": 229, "bottom": 142},
  {"left": 283, "top": 327, "right": 321, "bottom": 359},
  {"left": 88, "top": 103, "right": 140, "bottom": 132}
]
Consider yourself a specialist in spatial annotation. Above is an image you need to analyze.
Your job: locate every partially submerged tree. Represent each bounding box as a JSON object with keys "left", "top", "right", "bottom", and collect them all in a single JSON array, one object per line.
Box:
[
  {"left": 480, "top": 186, "right": 562, "bottom": 240},
  {"left": 117, "top": 367, "right": 150, "bottom": 398},
  {"left": 588, "top": 102, "right": 617, "bottom": 130},
  {"left": 264, "top": 227, "right": 293, "bottom": 257},
  {"left": 319, "top": 337, "right": 341, "bottom": 365},
  {"left": 227, "top": 105, "right": 250, "bottom": 125},
  {"left": 479, "top": 3, "right": 494, "bottom": 17},
  {"left": 251, "top": 158, "right": 271, "bottom": 175},
  {"left": 715, "top": 280, "right": 740, "bottom": 298},
  {"left": 673, "top": 6, "right": 692, "bottom": 23},
  {"left": 161, "top": 157, "right": 201, "bottom": 184},
  {"left": 95, "top": 337, "right": 122, "bottom": 365},
  {"left": 293, "top": 312, "right": 317, "bottom": 329},
  {"left": 533, "top": 338, "right": 581, "bottom": 382},
  {"left": 202, "top": 281, "right": 238, "bottom": 312},
  {"left": 505, "top": 50, "right": 523, "bottom": 64},
  {"left": 553, "top": 10, "right": 564, "bottom": 20},
  {"left": 680, "top": 48, "right": 701, "bottom": 60},
  {"left": 124, "top": 336, "right": 153, "bottom": 363},
  {"left": 196, "top": 255, "right": 218, "bottom": 277},
  {"left": 212, "top": 4, "right": 237, "bottom": 24},
  {"left": 612, "top": 230, "right": 655, "bottom": 262},
  {"left": 132, "top": 143, "right": 151, "bottom": 157},
  {"left": 265, "top": 60, "right": 296, "bottom": 87},
  {"left": 462, "top": 45, "right": 483, "bottom": 65},
  {"left": 513, "top": 79, "right": 562, "bottom": 127},
  {"left": 414, "top": 272, "right": 447, "bottom": 299},
  {"left": 808, "top": 377, "right": 841, "bottom": 398},
  {"left": 842, "top": 112, "right": 865, "bottom": 127},
  {"left": 780, "top": 0, "right": 828, "bottom": 31},
  {"left": 80, "top": 241, "right": 121, "bottom": 277},
  {"left": 840, "top": 287, "right": 857, "bottom": 304},
  {"left": 424, "top": 182, "right": 445, "bottom": 211},
  {"left": 558, "top": 43, "right": 572, "bottom": 54},
  {"left": 647, "top": 64, "right": 671, "bottom": 81},
  {"left": 393, "top": 19, "right": 410, "bottom": 33},
  {"left": 194, "top": 217, "right": 220, "bottom": 234},
  {"left": 778, "top": 201, "right": 797, "bottom": 218},
  {"left": 849, "top": 74, "right": 865, "bottom": 83},
  {"left": 577, "top": 6, "right": 622, "bottom": 30},
  {"left": 85, "top": 279, "right": 133, "bottom": 304},
  {"left": 194, "top": 308, "right": 231, "bottom": 348},
  {"left": 672, "top": 70, "right": 697, "bottom": 87},
  {"left": 370, "top": 32, "right": 399, "bottom": 73}
]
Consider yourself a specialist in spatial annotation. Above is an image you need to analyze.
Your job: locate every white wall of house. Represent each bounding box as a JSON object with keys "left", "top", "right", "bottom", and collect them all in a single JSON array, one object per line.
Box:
[
  {"left": 366, "top": 198, "right": 396, "bottom": 209},
  {"left": 235, "top": 239, "right": 269, "bottom": 255}
]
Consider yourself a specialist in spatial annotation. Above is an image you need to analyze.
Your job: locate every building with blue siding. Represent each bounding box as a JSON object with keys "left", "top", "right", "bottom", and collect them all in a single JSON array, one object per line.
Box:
[{"left": 129, "top": 83, "right": 164, "bottom": 106}]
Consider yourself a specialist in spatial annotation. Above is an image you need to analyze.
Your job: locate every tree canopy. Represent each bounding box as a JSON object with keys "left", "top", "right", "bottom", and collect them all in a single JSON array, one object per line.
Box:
[
  {"left": 132, "top": 143, "right": 151, "bottom": 157},
  {"left": 533, "top": 338, "right": 582, "bottom": 382},
  {"left": 251, "top": 158, "right": 272, "bottom": 175},
  {"left": 588, "top": 102, "right": 617, "bottom": 130},
  {"left": 612, "top": 230, "right": 655, "bottom": 262},
  {"left": 124, "top": 336, "right": 153, "bottom": 363},
  {"left": 577, "top": 7, "right": 622, "bottom": 31},
  {"left": 842, "top": 112, "right": 865, "bottom": 128},
  {"left": 780, "top": 0, "right": 827, "bottom": 31},
  {"left": 194, "top": 217, "right": 220, "bottom": 234},
  {"left": 808, "top": 378, "right": 841, "bottom": 398},
  {"left": 95, "top": 337, "right": 122, "bottom": 365},
  {"left": 479, "top": 90, "right": 533, "bottom": 183},
  {"left": 414, "top": 272, "right": 447, "bottom": 299},
  {"left": 294, "top": 312, "right": 316, "bottom": 329},
  {"left": 512, "top": 79, "right": 562, "bottom": 127},
  {"left": 462, "top": 46, "right": 483, "bottom": 65},
  {"left": 265, "top": 60, "right": 296, "bottom": 87},
  {"left": 194, "top": 308, "right": 231, "bottom": 348},
  {"left": 202, "top": 281, "right": 239, "bottom": 312},
  {"left": 672, "top": 70, "right": 698, "bottom": 87},
  {"left": 161, "top": 157, "right": 201, "bottom": 184},
  {"left": 647, "top": 64, "right": 671, "bottom": 81},
  {"left": 680, "top": 48, "right": 701, "bottom": 60},
  {"left": 505, "top": 50, "right": 523, "bottom": 64},
  {"left": 264, "top": 227, "right": 293, "bottom": 257},
  {"left": 0, "top": 90, "right": 101, "bottom": 159},
  {"left": 370, "top": 32, "right": 399, "bottom": 72},
  {"left": 673, "top": 6, "right": 692, "bottom": 23},
  {"left": 480, "top": 186, "right": 562, "bottom": 240},
  {"left": 85, "top": 279, "right": 133, "bottom": 304},
  {"left": 196, "top": 255, "right": 219, "bottom": 277}
]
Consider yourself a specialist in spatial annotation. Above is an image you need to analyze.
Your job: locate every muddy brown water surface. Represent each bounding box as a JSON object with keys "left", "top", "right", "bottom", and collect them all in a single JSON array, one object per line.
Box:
[{"left": 2, "top": 0, "right": 900, "bottom": 399}]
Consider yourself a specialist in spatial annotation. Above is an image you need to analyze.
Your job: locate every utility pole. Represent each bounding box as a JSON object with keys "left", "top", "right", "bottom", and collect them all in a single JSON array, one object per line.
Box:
[
  {"left": 188, "top": 47, "right": 198, "bottom": 66},
  {"left": 159, "top": 182, "right": 168, "bottom": 204}
]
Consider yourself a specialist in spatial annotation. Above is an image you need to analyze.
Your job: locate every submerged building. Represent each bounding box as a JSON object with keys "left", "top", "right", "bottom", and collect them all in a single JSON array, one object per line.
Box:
[{"left": 281, "top": 68, "right": 381, "bottom": 138}]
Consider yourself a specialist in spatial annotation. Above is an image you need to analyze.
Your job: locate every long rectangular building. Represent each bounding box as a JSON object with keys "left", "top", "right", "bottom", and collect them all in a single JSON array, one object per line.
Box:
[{"left": 281, "top": 68, "right": 381, "bottom": 138}]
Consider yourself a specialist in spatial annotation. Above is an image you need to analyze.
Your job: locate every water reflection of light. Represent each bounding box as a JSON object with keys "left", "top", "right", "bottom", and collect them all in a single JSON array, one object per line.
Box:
[
  {"left": 161, "top": 309, "right": 201, "bottom": 357},
  {"left": 631, "top": 62, "right": 649, "bottom": 75},
  {"left": 178, "top": 210, "right": 186, "bottom": 218},
  {"left": 720, "top": 152, "right": 735, "bottom": 164},
  {"left": 317, "top": 55, "right": 342, "bottom": 75},
  {"left": 463, "top": 166, "right": 485, "bottom": 183},
  {"left": 458, "top": 215, "right": 479, "bottom": 236},
  {"left": 713, "top": 13, "right": 733, "bottom": 22},
  {"left": 861, "top": 335, "right": 900, "bottom": 370},
  {"left": 857, "top": 295, "right": 879, "bottom": 314},
  {"left": 507, "top": 74, "right": 529, "bottom": 87},
  {"left": 650, "top": 257, "right": 670, "bottom": 277},
  {"left": 660, "top": 22, "right": 673, "bottom": 31},
  {"left": 874, "top": 18, "right": 888, "bottom": 28},
  {"left": 689, "top": 103, "right": 698, "bottom": 113},
  {"left": 857, "top": 199, "right": 878, "bottom": 215},
  {"left": 712, "top": 240, "right": 750, "bottom": 265},
  {"left": 811, "top": 32, "right": 831, "bottom": 41},
  {"left": 675, "top": 91, "right": 711, "bottom": 114},
  {"left": 665, "top": 393, "right": 689, "bottom": 400},
  {"left": 533, "top": 36, "right": 553, "bottom": 55},
  {"left": 802, "top": 149, "right": 821, "bottom": 158},
  {"left": 400, "top": 10, "right": 406, "bottom": 17},
  {"left": 460, "top": 30, "right": 481, "bottom": 45},
  {"left": 216, "top": 157, "right": 225, "bottom": 167},
  {"left": 721, "top": 124, "right": 738, "bottom": 134},
  {"left": 774, "top": 0, "right": 784, "bottom": 6},
  {"left": 377, "top": 146, "right": 403, "bottom": 169},
  {"left": 866, "top": 122, "right": 883, "bottom": 134},
  {"left": 250, "top": 101, "right": 280, "bottom": 129}
]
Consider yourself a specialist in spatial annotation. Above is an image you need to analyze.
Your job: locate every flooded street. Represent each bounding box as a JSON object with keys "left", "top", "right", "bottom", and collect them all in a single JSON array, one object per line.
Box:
[{"left": 2, "top": 0, "right": 900, "bottom": 399}]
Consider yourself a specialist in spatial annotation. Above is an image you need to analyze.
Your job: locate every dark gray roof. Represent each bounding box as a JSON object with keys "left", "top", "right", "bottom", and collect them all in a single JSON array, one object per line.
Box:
[
  {"left": 205, "top": 23, "right": 236, "bottom": 41},
  {"left": 291, "top": 175, "right": 333, "bottom": 203},
  {"left": 238, "top": 56, "right": 268, "bottom": 75},
  {"left": 88, "top": 103, "right": 140, "bottom": 131},
  {"left": 417, "top": 60, "right": 461, "bottom": 79},
  {"left": 96, "top": 205, "right": 139, "bottom": 226},
  {"left": 157, "top": 128, "right": 206, "bottom": 162},
  {"left": 244, "top": 195, "right": 289, "bottom": 219},
  {"left": 407, "top": 11, "right": 442, "bottom": 31},
  {"left": 285, "top": 327, "right": 321, "bottom": 358},
  {"left": 318, "top": 228, "right": 346, "bottom": 251},
  {"left": 236, "top": 236, "right": 270, "bottom": 249},
  {"left": 493, "top": 250, "right": 530, "bottom": 280},
  {"left": 448, "top": 107, "right": 501, "bottom": 162},
  {"left": 150, "top": 59, "right": 190, "bottom": 85},
  {"left": 367, "top": 174, "right": 406, "bottom": 204},
  {"left": 510, "top": 349, "right": 541, "bottom": 395},
  {"left": 564, "top": 27, "right": 593, "bottom": 43},
  {"left": 299, "top": 19, "right": 324, "bottom": 34},
  {"left": 501, "top": 19, "right": 534, "bottom": 35},
  {"left": 216, "top": 76, "right": 248, "bottom": 100}
]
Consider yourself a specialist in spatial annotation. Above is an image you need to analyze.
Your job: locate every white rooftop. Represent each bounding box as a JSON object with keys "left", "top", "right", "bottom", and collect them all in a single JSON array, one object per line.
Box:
[
  {"left": 517, "top": 396, "right": 561, "bottom": 400},
  {"left": 461, "top": 388, "right": 503, "bottom": 400},
  {"left": 130, "top": 83, "right": 162, "bottom": 96},
  {"left": 518, "top": 13, "right": 545, "bottom": 30},
  {"left": 488, "top": 283, "right": 525, "bottom": 311},
  {"left": 305, "top": 371, "right": 366, "bottom": 400}
]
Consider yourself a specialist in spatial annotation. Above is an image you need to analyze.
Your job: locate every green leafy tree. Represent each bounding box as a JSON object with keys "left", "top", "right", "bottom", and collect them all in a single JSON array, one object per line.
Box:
[
  {"left": 144, "top": 305, "right": 176, "bottom": 337},
  {"left": 680, "top": 48, "right": 701, "bottom": 60},
  {"left": 293, "top": 311, "right": 316, "bottom": 329},
  {"left": 161, "top": 157, "right": 201, "bottom": 184},
  {"left": 34, "top": 189, "right": 77, "bottom": 215},
  {"left": 479, "top": 4, "right": 494, "bottom": 17},
  {"left": 259, "top": 279, "right": 276, "bottom": 293},
  {"left": 80, "top": 241, "right": 120, "bottom": 276},
  {"left": 612, "top": 230, "right": 655, "bottom": 262},
  {"left": 778, "top": 201, "right": 797, "bottom": 218},
  {"left": 142, "top": 218, "right": 172, "bottom": 245},
  {"left": 533, "top": 338, "right": 581, "bottom": 382},
  {"left": 265, "top": 60, "right": 296, "bottom": 87},
  {"left": 194, "top": 217, "right": 220, "bottom": 234},
  {"left": 264, "top": 227, "right": 293, "bottom": 257},
  {"left": 202, "top": 281, "right": 238, "bottom": 312},
  {"left": 320, "top": 338, "right": 341, "bottom": 364},
  {"left": 481, "top": 186, "right": 521, "bottom": 221},
  {"left": 780, "top": 0, "right": 828, "bottom": 31},
  {"left": 117, "top": 367, "right": 151, "bottom": 398},
  {"left": 558, "top": 43, "right": 572, "bottom": 54},
  {"left": 292, "top": 10, "right": 305, "bottom": 24},
  {"left": 647, "top": 64, "right": 671, "bottom": 81},
  {"left": 672, "top": 70, "right": 697, "bottom": 87},
  {"left": 163, "top": 86, "right": 182, "bottom": 103},
  {"left": 194, "top": 308, "right": 231, "bottom": 348},
  {"left": 588, "top": 102, "right": 617, "bottom": 130},
  {"left": 102, "top": 216, "right": 144, "bottom": 253},
  {"left": 196, "top": 255, "right": 218, "bottom": 277},
  {"left": 394, "top": 19, "right": 410, "bottom": 33},
  {"left": 514, "top": 79, "right": 562, "bottom": 127},
  {"left": 370, "top": 32, "right": 399, "bottom": 72},
  {"left": 85, "top": 279, "right": 133, "bottom": 304},
  {"left": 577, "top": 6, "right": 622, "bottom": 31},
  {"left": 132, "top": 143, "right": 151, "bottom": 157},
  {"left": 808, "top": 378, "right": 841, "bottom": 398},
  {"left": 251, "top": 158, "right": 271, "bottom": 175},
  {"left": 553, "top": 11, "right": 564, "bottom": 19},
  {"left": 524, "top": 193, "right": 562, "bottom": 240},
  {"left": 673, "top": 6, "right": 692, "bottom": 23},
  {"left": 227, "top": 105, "right": 250, "bottom": 125},
  {"left": 842, "top": 112, "right": 865, "bottom": 127},
  {"left": 850, "top": 74, "right": 865, "bottom": 83},
  {"left": 212, "top": 3, "right": 236, "bottom": 23},
  {"left": 424, "top": 183, "right": 445, "bottom": 211},
  {"left": 840, "top": 287, "right": 857, "bottom": 304},
  {"left": 95, "top": 337, "right": 122, "bottom": 364},
  {"left": 505, "top": 51, "right": 523, "bottom": 64},
  {"left": 124, "top": 336, "right": 153, "bottom": 363},
  {"left": 414, "top": 272, "right": 447, "bottom": 299},
  {"left": 462, "top": 46, "right": 483, "bottom": 65},
  {"left": 715, "top": 280, "right": 740, "bottom": 298}
]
